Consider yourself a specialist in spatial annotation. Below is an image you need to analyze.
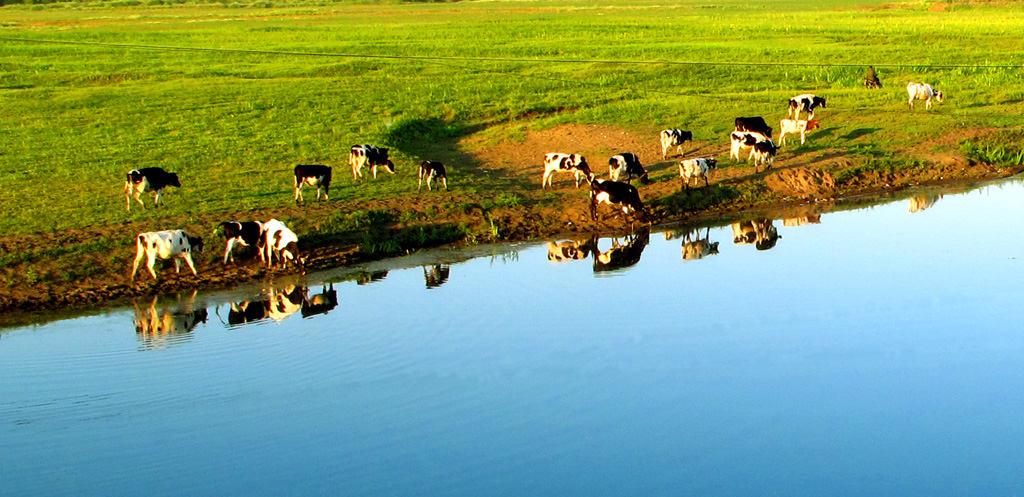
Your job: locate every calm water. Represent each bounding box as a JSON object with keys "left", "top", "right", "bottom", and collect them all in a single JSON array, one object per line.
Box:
[{"left": 4, "top": 180, "right": 1024, "bottom": 496}]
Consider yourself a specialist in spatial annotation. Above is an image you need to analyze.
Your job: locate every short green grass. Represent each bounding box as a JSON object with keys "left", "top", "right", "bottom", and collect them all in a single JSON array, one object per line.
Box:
[{"left": 1, "top": 0, "right": 1024, "bottom": 237}]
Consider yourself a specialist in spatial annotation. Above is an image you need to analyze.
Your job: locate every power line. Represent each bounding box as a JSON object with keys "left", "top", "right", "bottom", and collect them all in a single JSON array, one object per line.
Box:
[{"left": 3, "top": 36, "right": 1024, "bottom": 69}]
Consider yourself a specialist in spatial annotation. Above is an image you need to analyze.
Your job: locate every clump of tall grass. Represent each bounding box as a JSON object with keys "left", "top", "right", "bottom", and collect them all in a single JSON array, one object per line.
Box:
[{"left": 960, "top": 130, "right": 1024, "bottom": 168}]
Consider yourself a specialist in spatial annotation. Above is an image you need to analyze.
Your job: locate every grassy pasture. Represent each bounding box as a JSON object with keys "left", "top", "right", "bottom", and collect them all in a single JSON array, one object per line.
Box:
[{"left": 1, "top": 0, "right": 1023, "bottom": 238}]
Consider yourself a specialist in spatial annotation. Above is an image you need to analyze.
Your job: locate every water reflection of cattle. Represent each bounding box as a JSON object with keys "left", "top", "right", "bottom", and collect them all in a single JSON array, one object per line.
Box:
[
  {"left": 783, "top": 215, "right": 821, "bottom": 227},
  {"left": 357, "top": 270, "right": 389, "bottom": 285},
  {"left": 301, "top": 284, "right": 338, "bottom": 318},
  {"left": 594, "top": 229, "right": 650, "bottom": 272},
  {"left": 226, "top": 285, "right": 307, "bottom": 325},
  {"left": 909, "top": 195, "right": 942, "bottom": 213},
  {"left": 547, "top": 237, "right": 598, "bottom": 262},
  {"left": 732, "top": 220, "right": 780, "bottom": 251},
  {"left": 424, "top": 265, "right": 451, "bottom": 289},
  {"left": 682, "top": 227, "right": 719, "bottom": 261},
  {"left": 133, "top": 295, "right": 207, "bottom": 348}
]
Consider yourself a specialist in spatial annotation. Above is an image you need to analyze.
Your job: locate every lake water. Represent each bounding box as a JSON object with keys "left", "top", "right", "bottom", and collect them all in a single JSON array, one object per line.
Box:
[{"left": 4, "top": 180, "right": 1024, "bottom": 496}]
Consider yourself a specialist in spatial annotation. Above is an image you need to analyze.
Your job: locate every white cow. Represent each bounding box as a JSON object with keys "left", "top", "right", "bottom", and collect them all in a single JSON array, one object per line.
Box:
[
  {"left": 131, "top": 229, "right": 204, "bottom": 282},
  {"left": 262, "top": 219, "right": 302, "bottom": 269},
  {"left": 778, "top": 119, "right": 820, "bottom": 146},
  {"left": 678, "top": 157, "right": 718, "bottom": 189},
  {"left": 907, "top": 82, "right": 944, "bottom": 110}
]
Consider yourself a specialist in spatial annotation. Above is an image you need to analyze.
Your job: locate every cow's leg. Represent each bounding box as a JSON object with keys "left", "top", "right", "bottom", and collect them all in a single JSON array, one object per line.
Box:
[
  {"left": 183, "top": 254, "right": 198, "bottom": 276},
  {"left": 371, "top": 164, "right": 378, "bottom": 179},
  {"left": 441, "top": 177, "right": 448, "bottom": 190},
  {"left": 174, "top": 257, "right": 181, "bottom": 274},
  {"left": 146, "top": 252, "right": 159, "bottom": 280},
  {"left": 323, "top": 184, "right": 329, "bottom": 201},
  {"left": 704, "top": 175, "right": 709, "bottom": 188},
  {"left": 133, "top": 191, "right": 146, "bottom": 210},
  {"left": 224, "top": 238, "right": 237, "bottom": 264},
  {"left": 125, "top": 183, "right": 133, "bottom": 212},
  {"left": 131, "top": 245, "right": 146, "bottom": 282}
]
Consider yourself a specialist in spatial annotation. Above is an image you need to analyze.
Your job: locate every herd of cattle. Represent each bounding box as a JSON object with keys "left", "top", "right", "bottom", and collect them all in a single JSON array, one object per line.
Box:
[{"left": 121, "top": 82, "right": 945, "bottom": 283}]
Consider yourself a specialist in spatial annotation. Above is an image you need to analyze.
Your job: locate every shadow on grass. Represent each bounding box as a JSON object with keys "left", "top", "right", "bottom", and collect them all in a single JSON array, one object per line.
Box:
[{"left": 840, "top": 127, "right": 881, "bottom": 141}]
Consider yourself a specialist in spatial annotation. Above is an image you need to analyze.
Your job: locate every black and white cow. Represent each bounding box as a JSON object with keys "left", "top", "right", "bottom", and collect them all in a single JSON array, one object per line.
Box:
[
  {"left": 294, "top": 164, "right": 332, "bottom": 204},
  {"left": 542, "top": 153, "right": 593, "bottom": 189},
  {"left": 349, "top": 145, "right": 396, "bottom": 179},
  {"left": 546, "top": 237, "right": 598, "bottom": 262},
  {"left": 226, "top": 299, "right": 272, "bottom": 326},
  {"left": 660, "top": 129, "right": 693, "bottom": 158},
  {"left": 734, "top": 117, "right": 773, "bottom": 138},
  {"left": 131, "top": 229, "right": 204, "bottom": 282},
  {"left": 729, "top": 131, "right": 766, "bottom": 161},
  {"left": 301, "top": 284, "right": 338, "bottom": 318},
  {"left": 124, "top": 167, "right": 181, "bottom": 211},
  {"left": 589, "top": 179, "right": 649, "bottom": 225},
  {"left": 751, "top": 139, "right": 778, "bottom": 172},
  {"left": 608, "top": 152, "right": 650, "bottom": 185},
  {"left": 907, "top": 82, "right": 944, "bottom": 110},
  {"left": 787, "top": 94, "right": 827, "bottom": 120},
  {"left": 219, "top": 221, "right": 264, "bottom": 264},
  {"left": 418, "top": 161, "right": 449, "bottom": 191},
  {"left": 679, "top": 157, "right": 718, "bottom": 189},
  {"left": 262, "top": 219, "right": 302, "bottom": 270}
]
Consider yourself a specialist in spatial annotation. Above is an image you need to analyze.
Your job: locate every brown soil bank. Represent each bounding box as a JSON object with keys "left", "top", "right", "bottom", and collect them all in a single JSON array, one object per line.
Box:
[{"left": 0, "top": 124, "right": 1019, "bottom": 319}]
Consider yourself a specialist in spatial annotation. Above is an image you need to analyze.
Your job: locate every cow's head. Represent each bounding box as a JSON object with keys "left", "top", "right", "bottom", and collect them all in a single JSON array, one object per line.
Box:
[
  {"left": 935, "top": 90, "right": 945, "bottom": 103},
  {"left": 815, "top": 97, "right": 827, "bottom": 108},
  {"left": 806, "top": 120, "right": 821, "bottom": 131},
  {"left": 383, "top": 160, "right": 396, "bottom": 174},
  {"left": 706, "top": 158, "right": 718, "bottom": 170},
  {"left": 639, "top": 171, "right": 651, "bottom": 185},
  {"left": 187, "top": 236, "right": 204, "bottom": 254},
  {"left": 168, "top": 173, "right": 181, "bottom": 188}
]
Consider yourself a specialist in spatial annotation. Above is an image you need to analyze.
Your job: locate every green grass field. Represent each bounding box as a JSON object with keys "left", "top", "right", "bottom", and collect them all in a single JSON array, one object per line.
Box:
[{"left": 2, "top": 0, "right": 1023, "bottom": 237}]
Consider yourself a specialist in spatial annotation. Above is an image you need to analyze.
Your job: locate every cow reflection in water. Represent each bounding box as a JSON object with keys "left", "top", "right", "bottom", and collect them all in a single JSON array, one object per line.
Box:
[
  {"left": 357, "top": 270, "right": 389, "bottom": 285},
  {"left": 423, "top": 264, "right": 451, "bottom": 289},
  {"left": 547, "top": 237, "right": 598, "bottom": 262},
  {"left": 783, "top": 215, "right": 821, "bottom": 227},
  {"left": 732, "top": 219, "right": 780, "bottom": 251},
  {"left": 225, "top": 284, "right": 308, "bottom": 326},
  {"left": 301, "top": 284, "right": 338, "bottom": 318},
  {"left": 909, "top": 195, "right": 942, "bottom": 213},
  {"left": 133, "top": 293, "right": 207, "bottom": 349},
  {"left": 594, "top": 229, "right": 650, "bottom": 272},
  {"left": 682, "top": 227, "right": 719, "bottom": 261}
]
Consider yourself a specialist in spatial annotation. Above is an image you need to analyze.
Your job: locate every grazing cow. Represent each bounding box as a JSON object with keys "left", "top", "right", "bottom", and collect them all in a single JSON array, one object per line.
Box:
[
  {"left": 778, "top": 119, "right": 821, "bottom": 146},
  {"left": 682, "top": 227, "right": 719, "bottom": 261},
  {"left": 131, "top": 229, "right": 204, "bottom": 282},
  {"left": 787, "top": 94, "right": 827, "bottom": 120},
  {"left": 593, "top": 230, "right": 650, "bottom": 273},
  {"left": 219, "top": 221, "right": 265, "bottom": 264},
  {"left": 418, "top": 161, "right": 449, "bottom": 191},
  {"left": 732, "top": 219, "right": 780, "bottom": 251},
  {"left": 294, "top": 164, "right": 332, "bottom": 204},
  {"left": 751, "top": 139, "right": 778, "bottom": 172},
  {"left": 679, "top": 157, "right": 718, "bottom": 189},
  {"left": 542, "top": 153, "right": 593, "bottom": 189},
  {"left": 124, "top": 167, "right": 181, "bottom": 212},
  {"left": 132, "top": 295, "right": 207, "bottom": 349},
  {"left": 660, "top": 129, "right": 693, "bottom": 158},
  {"left": 349, "top": 145, "right": 396, "bottom": 179},
  {"left": 589, "top": 179, "right": 649, "bottom": 226},
  {"left": 302, "top": 284, "right": 338, "bottom": 318},
  {"left": 262, "top": 219, "right": 302, "bottom": 270},
  {"left": 423, "top": 264, "right": 451, "bottom": 289},
  {"left": 729, "top": 131, "right": 765, "bottom": 161},
  {"left": 547, "top": 237, "right": 598, "bottom": 262},
  {"left": 734, "top": 117, "right": 773, "bottom": 138},
  {"left": 907, "top": 82, "right": 944, "bottom": 110},
  {"left": 608, "top": 152, "right": 650, "bottom": 185}
]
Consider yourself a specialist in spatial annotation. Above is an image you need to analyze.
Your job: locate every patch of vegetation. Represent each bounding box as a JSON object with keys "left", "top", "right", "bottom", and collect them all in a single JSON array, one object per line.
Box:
[
  {"left": 960, "top": 130, "right": 1024, "bottom": 169},
  {"left": 300, "top": 209, "right": 396, "bottom": 246},
  {"left": 833, "top": 158, "right": 928, "bottom": 184},
  {"left": 358, "top": 223, "right": 468, "bottom": 255},
  {"left": 651, "top": 184, "right": 741, "bottom": 217}
]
